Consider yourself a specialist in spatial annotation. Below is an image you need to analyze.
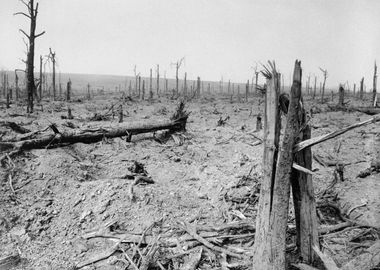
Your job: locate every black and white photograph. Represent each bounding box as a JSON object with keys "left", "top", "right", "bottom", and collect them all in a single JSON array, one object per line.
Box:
[{"left": 0, "top": 0, "right": 379, "bottom": 269}]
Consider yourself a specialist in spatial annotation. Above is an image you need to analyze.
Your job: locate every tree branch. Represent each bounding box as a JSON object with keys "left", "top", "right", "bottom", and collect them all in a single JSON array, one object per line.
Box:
[
  {"left": 35, "top": 31, "right": 46, "bottom": 38},
  {"left": 13, "top": 12, "right": 31, "bottom": 19},
  {"left": 20, "top": 0, "right": 32, "bottom": 13},
  {"left": 19, "top": 29, "right": 30, "bottom": 39}
]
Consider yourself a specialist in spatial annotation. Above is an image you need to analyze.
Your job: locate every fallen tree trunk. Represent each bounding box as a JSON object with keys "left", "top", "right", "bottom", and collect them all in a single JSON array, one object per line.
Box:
[
  {"left": 0, "top": 116, "right": 188, "bottom": 151},
  {"left": 350, "top": 106, "right": 380, "bottom": 115}
]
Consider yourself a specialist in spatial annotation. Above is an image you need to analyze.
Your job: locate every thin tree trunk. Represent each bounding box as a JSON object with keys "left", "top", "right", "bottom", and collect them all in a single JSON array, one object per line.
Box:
[
  {"left": 373, "top": 61, "right": 377, "bottom": 106},
  {"left": 360, "top": 77, "right": 364, "bottom": 100},
  {"left": 156, "top": 64, "right": 160, "bottom": 97}
]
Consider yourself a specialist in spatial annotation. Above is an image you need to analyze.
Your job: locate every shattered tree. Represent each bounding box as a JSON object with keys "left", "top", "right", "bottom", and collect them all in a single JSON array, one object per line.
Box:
[
  {"left": 14, "top": 0, "right": 45, "bottom": 113},
  {"left": 252, "top": 60, "right": 319, "bottom": 269}
]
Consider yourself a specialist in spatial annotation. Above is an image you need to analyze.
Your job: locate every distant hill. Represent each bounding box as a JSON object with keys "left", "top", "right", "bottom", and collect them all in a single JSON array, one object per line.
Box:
[{"left": 1, "top": 71, "right": 246, "bottom": 95}]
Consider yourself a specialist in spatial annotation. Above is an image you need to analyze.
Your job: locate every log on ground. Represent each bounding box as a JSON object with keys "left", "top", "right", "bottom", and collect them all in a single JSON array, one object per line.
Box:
[{"left": 0, "top": 116, "right": 188, "bottom": 151}]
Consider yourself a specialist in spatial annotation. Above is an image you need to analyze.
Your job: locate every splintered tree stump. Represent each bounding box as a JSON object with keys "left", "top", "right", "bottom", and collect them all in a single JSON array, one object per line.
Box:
[
  {"left": 252, "top": 61, "right": 281, "bottom": 269},
  {"left": 291, "top": 124, "right": 319, "bottom": 264}
]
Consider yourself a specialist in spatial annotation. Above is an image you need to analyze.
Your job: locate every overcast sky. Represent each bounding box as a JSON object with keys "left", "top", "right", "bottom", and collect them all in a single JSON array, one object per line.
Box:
[{"left": 0, "top": 0, "right": 379, "bottom": 88}]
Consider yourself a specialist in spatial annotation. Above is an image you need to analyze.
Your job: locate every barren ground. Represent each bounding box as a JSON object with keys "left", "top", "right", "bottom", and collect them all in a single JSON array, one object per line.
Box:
[{"left": 0, "top": 92, "right": 379, "bottom": 269}]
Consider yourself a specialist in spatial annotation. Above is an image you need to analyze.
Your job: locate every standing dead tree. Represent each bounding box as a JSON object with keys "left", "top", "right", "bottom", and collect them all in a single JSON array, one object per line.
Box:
[
  {"left": 373, "top": 61, "right": 377, "bottom": 107},
  {"left": 149, "top": 68, "right": 153, "bottom": 100},
  {"left": 196, "top": 77, "right": 201, "bottom": 98},
  {"left": 312, "top": 76, "right": 317, "bottom": 99},
  {"left": 184, "top": 72, "right": 187, "bottom": 97},
  {"left": 133, "top": 65, "right": 140, "bottom": 96},
  {"left": 66, "top": 79, "right": 71, "bottom": 101},
  {"left": 156, "top": 64, "right": 160, "bottom": 97},
  {"left": 245, "top": 80, "right": 249, "bottom": 102},
  {"left": 319, "top": 67, "right": 328, "bottom": 104},
  {"left": 338, "top": 84, "right": 345, "bottom": 107},
  {"left": 360, "top": 77, "right": 364, "bottom": 100},
  {"left": 171, "top": 57, "right": 185, "bottom": 96},
  {"left": 48, "top": 48, "right": 56, "bottom": 101},
  {"left": 14, "top": 0, "right": 45, "bottom": 113},
  {"left": 14, "top": 69, "right": 25, "bottom": 101},
  {"left": 38, "top": 55, "right": 43, "bottom": 100}
]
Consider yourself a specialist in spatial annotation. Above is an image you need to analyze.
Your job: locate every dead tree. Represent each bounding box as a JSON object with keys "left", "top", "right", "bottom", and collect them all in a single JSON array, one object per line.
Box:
[
  {"left": 360, "top": 77, "right": 364, "bottom": 100},
  {"left": 128, "top": 80, "right": 132, "bottom": 96},
  {"left": 138, "top": 76, "right": 141, "bottom": 98},
  {"left": 149, "top": 69, "right": 153, "bottom": 100},
  {"left": 313, "top": 76, "right": 317, "bottom": 99},
  {"left": 15, "top": 0, "right": 45, "bottom": 113},
  {"left": 66, "top": 79, "right": 71, "bottom": 101},
  {"left": 196, "top": 77, "right": 201, "bottom": 98},
  {"left": 87, "top": 83, "right": 91, "bottom": 100},
  {"left": 171, "top": 57, "right": 185, "bottom": 96},
  {"left": 228, "top": 80, "right": 231, "bottom": 94},
  {"left": 156, "top": 64, "right": 160, "bottom": 97},
  {"left": 38, "top": 55, "right": 43, "bottom": 100},
  {"left": 353, "top": 83, "right": 356, "bottom": 97},
  {"left": 48, "top": 48, "right": 56, "bottom": 100},
  {"left": 373, "top": 61, "right": 377, "bottom": 106},
  {"left": 252, "top": 60, "right": 319, "bottom": 268},
  {"left": 142, "top": 80, "right": 145, "bottom": 100},
  {"left": 245, "top": 80, "right": 249, "bottom": 102},
  {"left": 338, "top": 85, "right": 345, "bottom": 106},
  {"left": 184, "top": 72, "right": 187, "bottom": 97},
  {"left": 133, "top": 65, "right": 140, "bottom": 96},
  {"left": 319, "top": 67, "right": 328, "bottom": 104}
]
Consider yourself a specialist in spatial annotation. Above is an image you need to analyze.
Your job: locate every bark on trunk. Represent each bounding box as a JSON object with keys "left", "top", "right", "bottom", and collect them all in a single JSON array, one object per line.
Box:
[{"left": 1, "top": 117, "right": 188, "bottom": 151}]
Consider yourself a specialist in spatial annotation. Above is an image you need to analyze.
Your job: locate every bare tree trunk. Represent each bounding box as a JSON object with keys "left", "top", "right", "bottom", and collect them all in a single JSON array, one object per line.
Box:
[
  {"left": 373, "top": 61, "right": 377, "bottom": 106},
  {"left": 245, "top": 80, "right": 249, "bottom": 102},
  {"left": 338, "top": 85, "right": 344, "bottom": 106},
  {"left": 353, "top": 83, "right": 356, "bottom": 97},
  {"left": 255, "top": 71, "right": 259, "bottom": 94},
  {"left": 156, "top": 64, "right": 160, "bottom": 97},
  {"left": 15, "top": 71, "right": 19, "bottom": 101},
  {"left": 228, "top": 80, "right": 231, "bottom": 94},
  {"left": 184, "top": 72, "right": 187, "bottom": 97},
  {"left": 197, "top": 77, "right": 201, "bottom": 98},
  {"left": 142, "top": 80, "right": 145, "bottom": 100},
  {"left": 176, "top": 63, "right": 179, "bottom": 95},
  {"left": 128, "top": 80, "right": 132, "bottom": 96},
  {"left": 313, "top": 76, "right": 316, "bottom": 99},
  {"left": 149, "top": 68, "right": 153, "bottom": 99},
  {"left": 39, "top": 55, "right": 42, "bottom": 100},
  {"left": 66, "top": 79, "right": 71, "bottom": 101},
  {"left": 360, "top": 77, "right": 364, "bottom": 100},
  {"left": 49, "top": 48, "right": 56, "bottom": 101},
  {"left": 87, "top": 83, "right": 90, "bottom": 100},
  {"left": 138, "top": 76, "right": 141, "bottom": 99}
]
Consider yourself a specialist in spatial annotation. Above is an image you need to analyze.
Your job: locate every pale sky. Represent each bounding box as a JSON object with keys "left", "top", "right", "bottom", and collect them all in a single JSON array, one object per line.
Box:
[{"left": 0, "top": 0, "right": 379, "bottom": 88}]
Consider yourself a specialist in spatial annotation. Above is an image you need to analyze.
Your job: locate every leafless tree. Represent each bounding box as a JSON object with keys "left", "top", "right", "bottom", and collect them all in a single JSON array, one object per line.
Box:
[
  {"left": 171, "top": 57, "right": 185, "bottom": 95},
  {"left": 14, "top": 0, "right": 45, "bottom": 112},
  {"left": 48, "top": 48, "right": 56, "bottom": 100},
  {"left": 319, "top": 67, "right": 328, "bottom": 104},
  {"left": 373, "top": 61, "right": 377, "bottom": 106},
  {"left": 156, "top": 64, "right": 160, "bottom": 97}
]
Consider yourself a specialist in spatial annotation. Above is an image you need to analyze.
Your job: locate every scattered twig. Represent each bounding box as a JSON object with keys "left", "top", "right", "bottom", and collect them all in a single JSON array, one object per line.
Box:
[{"left": 178, "top": 222, "right": 246, "bottom": 259}]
